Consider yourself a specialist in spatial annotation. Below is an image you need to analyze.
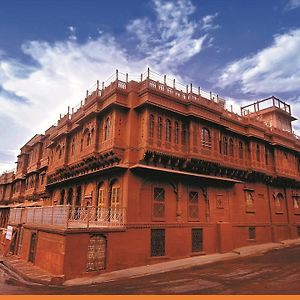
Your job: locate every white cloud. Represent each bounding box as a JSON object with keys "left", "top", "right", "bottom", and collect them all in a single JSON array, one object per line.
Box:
[
  {"left": 217, "top": 29, "right": 300, "bottom": 94},
  {"left": 0, "top": 0, "right": 219, "bottom": 173},
  {"left": 201, "top": 13, "right": 220, "bottom": 31},
  {"left": 126, "top": 0, "right": 218, "bottom": 71},
  {"left": 285, "top": 0, "right": 300, "bottom": 10},
  {"left": 68, "top": 25, "right": 77, "bottom": 41}
]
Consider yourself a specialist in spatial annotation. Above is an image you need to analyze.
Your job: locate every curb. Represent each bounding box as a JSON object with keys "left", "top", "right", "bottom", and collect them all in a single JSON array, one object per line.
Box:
[{"left": 2, "top": 239, "right": 300, "bottom": 288}]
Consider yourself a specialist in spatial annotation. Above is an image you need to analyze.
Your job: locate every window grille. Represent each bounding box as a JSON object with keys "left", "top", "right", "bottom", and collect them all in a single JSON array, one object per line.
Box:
[
  {"left": 192, "top": 228, "right": 203, "bottom": 252},
  {"left": 216, "top": 194, "right": 224, "bottom": 209},
  {"left": 249, "top": 226, "right": 256, "bottom": 240},
  {"left": 229, "top": 138, "right": 234, "bottom": 156},
  {"left": 181, "top": 123, "right": 187, "bottom": 145},
  {"left": 166, "top": 119, "right": 172, "bottom": 142},
  {"left": 158, "top": 117, "right": 162, "bottom": 140},
  {"left": 153, "top": 187, "right": 165, "bottom": 219},
  {"left": 297, "top": 226, "right": 300, "bottom": 237},
  {"left": 256, "top": 144, "right": 260, "bottom": 162},
  {"left": 174, "top": 122, "right": 179, "bottom": 144},
  {"left": 86, "top": 235, "right": 106, "bottom": 272},
  {"left": 239, "top": 141, "right": 243, "bottom": 159},
  {"left": 223, "top": 137, "right": 228, "bottom": 155},
  {"left": 201, "top": 128, "right": 211, "bottom": 148},
  {"left": 188, "top": 191, "right": 199, "bottom": 219},
  {"left": 149, "top": 114, "right": 154, "bottom": 138},
  {"left": 151, "top": 229, "right": 165, "bottom": 257}
]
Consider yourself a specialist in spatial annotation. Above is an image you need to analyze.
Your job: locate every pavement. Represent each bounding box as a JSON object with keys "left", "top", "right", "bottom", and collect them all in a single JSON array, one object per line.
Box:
[{"left": 1, "top": 237, "right": 300, "bottom": 288}]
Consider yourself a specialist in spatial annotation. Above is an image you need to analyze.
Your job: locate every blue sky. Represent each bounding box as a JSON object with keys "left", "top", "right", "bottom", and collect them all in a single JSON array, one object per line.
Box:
[{"left": 0, "top": 0, "right": 300, "bottom": 172}]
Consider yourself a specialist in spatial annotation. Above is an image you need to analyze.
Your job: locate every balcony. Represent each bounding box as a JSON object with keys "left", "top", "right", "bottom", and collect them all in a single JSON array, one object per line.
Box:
[{"left": 8, "top": 206, "right": 126, "bottom": 229}]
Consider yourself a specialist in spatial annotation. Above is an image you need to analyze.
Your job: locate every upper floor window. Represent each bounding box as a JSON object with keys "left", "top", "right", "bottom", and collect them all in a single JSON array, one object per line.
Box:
[
  {"left": 274, "top": 192, "right": 284, "bottom": 212},
  {"left": 71, "top": 138, "right": 75, "bottom": 155},
  {"left": 265, "top": 148, "right": 269, "bottom": 165},
  {"left": 158, "top": 117, "right": 162, "bottom": 140},
  {"left": 56, "top": 145, "right": 62, "bottom": 159},
  {"left": 166, "top": 119, "right": 171, "bottom": 142},
  {"left": 153, "top": 187, "right": 165, "bottom": 219},
  {"left": 60, "top": 189, "right": 65, "bottom": 205},
  {"left": 239, "top": 141, "right": 243, "bottom": 159},
  {"left": 67, "top": 188, "right": 73, "bottom": 206},
  {"left": 87, "top": 131, "right": 92, "bottom": 146},
  {"left": 245, "top": 190, "right": 254, "bottom": 211},
  {"left": 188, "top": 191, "right": 199, "bottom": 220},
  {"left": 201, "top": 128, "right": 211, "bottom": 149},
  {"left": 223, "top": 137, "right": 228, "bottom": 155},
  {"left": 256, "top": 144, "right": 260, "bottom": 162},
  {"left": 104, "top": 117, "right": 111, "bottom": 141},
  {"left": 229, "top": 138, "right": 234, "bottom": 156},
  {"left": 181, "top": 123, "right": 187, "bottom": 145},
  {"left": 149, "top": 114, "right": 155, "bottom": 138},
  {"left": 174, "top": 122, "right": 179, "bottom": 144}
]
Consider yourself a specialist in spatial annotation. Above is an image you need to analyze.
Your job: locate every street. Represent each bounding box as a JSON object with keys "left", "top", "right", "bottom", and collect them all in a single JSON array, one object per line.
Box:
[{"left": 1, "top": 244, "right": 300, "bottom": 294}]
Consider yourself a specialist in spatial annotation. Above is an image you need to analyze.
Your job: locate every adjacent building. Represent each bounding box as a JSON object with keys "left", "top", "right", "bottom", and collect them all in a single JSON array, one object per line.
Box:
[{"left": 1, "top": 69, "right": 300, "bottom": 281}]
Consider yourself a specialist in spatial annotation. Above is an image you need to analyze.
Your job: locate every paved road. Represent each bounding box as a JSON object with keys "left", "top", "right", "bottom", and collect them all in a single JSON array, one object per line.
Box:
[{"left": 1, "top": 244, "right": 300, "bottom": 294}]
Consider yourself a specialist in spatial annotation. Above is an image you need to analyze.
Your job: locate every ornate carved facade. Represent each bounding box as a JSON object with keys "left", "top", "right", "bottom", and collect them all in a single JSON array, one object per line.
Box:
[{"left": 1, "top": 69, "right": 300, "bottom": 281}]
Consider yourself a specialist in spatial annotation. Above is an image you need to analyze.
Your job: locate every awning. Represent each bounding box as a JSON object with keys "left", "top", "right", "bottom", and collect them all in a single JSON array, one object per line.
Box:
[{"left": 130, "top": 164, "right": 242, "bottom": 183}]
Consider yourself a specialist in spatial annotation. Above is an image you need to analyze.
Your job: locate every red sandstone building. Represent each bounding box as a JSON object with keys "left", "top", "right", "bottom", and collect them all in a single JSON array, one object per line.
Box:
[{"left": 1, "top": 69, "right": 300, "bottom": 281}]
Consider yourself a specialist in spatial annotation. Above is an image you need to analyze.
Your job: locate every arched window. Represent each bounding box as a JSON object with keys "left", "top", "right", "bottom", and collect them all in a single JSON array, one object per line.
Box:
[
  {"left": 104, "top": 117, "right": 111, "bottom": 141},
  {"left": 223, "top": 137, "right": 228, "bottom": 155},
  {"left": 76, "top": 186, "right": 82, "bottom": 207},
  {"left": 67, "top": 188, "right": 73, "bottom": 206},
  {"left": 265, "top": 148, "right": 269, "bottom": 165},
  {"left": 201, "top": 128, "right": 211, "bottom": 148},
  {"left": 110, "top": 180, "right": 120, "bottom": 208},
  {"left": 158, "top": 117, "right": 162, "bottom": 140},
  {"left": 256, "top": 144, "right": 260, "bottom": 162},
  {"left": 274, "top": 192, "right": 284, "bottom": 211},
  {"left": 149, "top": 114, "right": 155, "bottom": 138},
  {"left": 97, "top": 183, "right": 105, "bottom": 208},
  {"left": 181, "top": 123, "right": 187, "bottom": 145},
  {"left": 229, "top": 138, "right": 234, "bottom": 156},
  {"left": 71, "top": 138, "right": 75, "bottom": 155},
  {"left": 166, "top": 119, "right": 171, "bottom": 142},
  {"left": 87, "top": 131, "right": 91, "bottom": 146},
  {"left": 174, "top": 122, "right": 179, "bottom": 144},
  {"left": 60, "top": 189, "right": 65, "bottom": 205},
  {"left": 239, "top": 141, "right": 243, "bottom": 159},
  {"left": 56, "top": 145, "right": 62, "bottom": 159}
]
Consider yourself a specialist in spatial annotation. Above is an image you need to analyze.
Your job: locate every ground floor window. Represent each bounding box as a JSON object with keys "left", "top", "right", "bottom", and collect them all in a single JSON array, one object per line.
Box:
[
  {"left": 16, "top": 227, "right": 24, "bottom": 256},
  {"left": 86, "top": 235, "right": 106, "bottom": 272},
  {"left": 192, "top": 228, "right": 203, "bottom": 252},
  {"left": 249, "top": 226, "right": 256, "bottom": 240},
  {"left": 297, "top": 226, "right": 300, "bottom": 237},
  {"left": 151, "top": 229, "right": 165, "bottom": 257},
  {"left": 28, "top": 232, "right": 37, "bottom": 263}
]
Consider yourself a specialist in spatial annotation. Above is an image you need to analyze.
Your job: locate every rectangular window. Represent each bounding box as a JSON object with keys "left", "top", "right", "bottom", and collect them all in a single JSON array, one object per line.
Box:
[
  {"left": 249, "top": 227, "right": 256, "bottom": 240},
  {"left": 16, "top": 228, "right": 24, "bottom": 256},
  {"left": 216, "top": 194, "right": 224, "bottom": 209},
  {"left": 151, "top": 229, "right": 165, "bottom": 257},
  {"left": 297, "top": 226, "right": 300, "bottom": 237},
  {"left": 153, "top": 187, "right": 165, "bottom": 219},
  {"left": 188, "top": 191, "right": 199, "bottom": 220},
  {"left": 192, "top": 228, "right": 203, "bottom": 252},
  {"left": 245, "top": 190, "right": 255, "bottom": 212}
]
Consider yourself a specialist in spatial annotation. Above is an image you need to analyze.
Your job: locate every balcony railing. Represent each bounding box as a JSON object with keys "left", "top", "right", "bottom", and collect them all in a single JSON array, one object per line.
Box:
[{"left": 8, "top": 205, "right": 126, "bottom": 229}]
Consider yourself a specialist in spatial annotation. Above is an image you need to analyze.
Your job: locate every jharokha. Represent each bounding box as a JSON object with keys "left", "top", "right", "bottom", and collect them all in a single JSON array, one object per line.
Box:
[{"left": 0, "top": 69, "right": 300, "bottom": 282}]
